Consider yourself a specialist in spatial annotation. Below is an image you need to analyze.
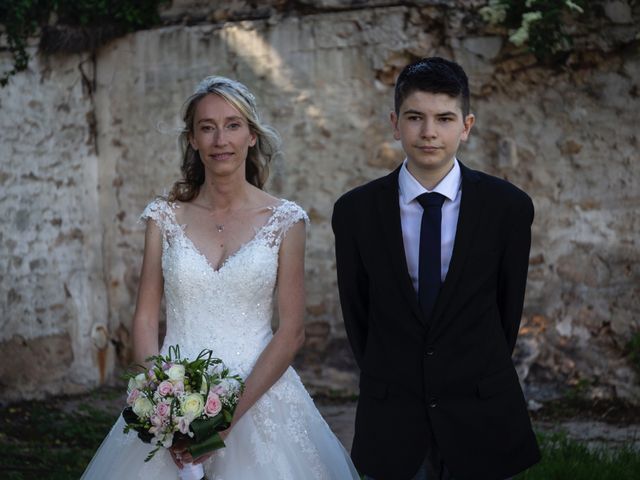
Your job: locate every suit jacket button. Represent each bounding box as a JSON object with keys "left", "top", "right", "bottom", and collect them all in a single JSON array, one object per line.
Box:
[
  {"left": 429, "top": 397, "right": 438, "bottom": 408},
  {"left": 425, "top": 346, "right": 435, "bottom": 356}
]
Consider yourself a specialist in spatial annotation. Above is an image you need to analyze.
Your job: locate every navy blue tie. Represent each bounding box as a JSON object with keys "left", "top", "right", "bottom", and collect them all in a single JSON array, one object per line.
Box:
[{"left": 417, "top": 192, "right": 446, "bottom": 320}]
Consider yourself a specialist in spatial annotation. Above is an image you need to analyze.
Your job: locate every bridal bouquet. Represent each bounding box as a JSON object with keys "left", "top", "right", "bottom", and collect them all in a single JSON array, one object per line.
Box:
[{"left": 122, "top": 345, "right": 244, "bottom": 479}]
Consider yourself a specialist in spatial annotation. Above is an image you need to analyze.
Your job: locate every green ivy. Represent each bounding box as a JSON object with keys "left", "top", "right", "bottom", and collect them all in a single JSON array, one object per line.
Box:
[
  {"left": 0, "top": 0, "right": 168, "bottom": 86},
  {"left": 479, "top": 0, "right": 588, "bottom": 61},
  {"left": 53, "top": 0, "right": 168, "bottom": 28}
]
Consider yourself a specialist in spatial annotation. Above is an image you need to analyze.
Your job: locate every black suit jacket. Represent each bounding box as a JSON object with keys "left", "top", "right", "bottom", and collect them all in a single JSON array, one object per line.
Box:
[{"left": 332, "top": 162, "right": 541, "bottom": 480}]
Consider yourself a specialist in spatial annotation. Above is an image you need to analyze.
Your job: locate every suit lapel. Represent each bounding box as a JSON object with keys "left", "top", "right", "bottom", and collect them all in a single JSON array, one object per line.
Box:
[
  {"left": 375, "top": 168, "right": 423, "bottom": 324},
  {"left": 430, "top": 161, "right": 483, "bottom": 328}
]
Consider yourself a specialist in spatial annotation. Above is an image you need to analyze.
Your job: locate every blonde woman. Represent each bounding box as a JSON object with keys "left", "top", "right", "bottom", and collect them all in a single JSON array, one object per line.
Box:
[{"left": 81, "top": 76, "right": 359, "bottom": 480}]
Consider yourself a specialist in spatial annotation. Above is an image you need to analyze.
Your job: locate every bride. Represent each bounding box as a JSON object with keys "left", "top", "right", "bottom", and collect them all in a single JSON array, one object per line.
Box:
[{"left": 81, "top": 76, "right": 360, "bottom": 479}]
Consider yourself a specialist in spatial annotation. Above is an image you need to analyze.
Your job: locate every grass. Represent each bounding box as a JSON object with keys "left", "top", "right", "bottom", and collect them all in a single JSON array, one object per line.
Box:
[
  {"left": 0, "top": 394, "right": 120, "bottom": 479},
  {"left": 1, "top": 388, "right": 639, "bottom": 479},
  {"left": 517, "top": 431, "right": 640, "bottom": 479}
]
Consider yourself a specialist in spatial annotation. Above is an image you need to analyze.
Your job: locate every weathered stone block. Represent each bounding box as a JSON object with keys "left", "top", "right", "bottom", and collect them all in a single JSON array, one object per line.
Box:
[{"left": 0, "top": 334, "right": 73, "bottom": 401}]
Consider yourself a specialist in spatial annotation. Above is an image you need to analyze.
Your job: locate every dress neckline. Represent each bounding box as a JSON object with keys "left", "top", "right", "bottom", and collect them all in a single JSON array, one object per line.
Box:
[{"left": 169, "top": 200, "right": 285, "bottom": 274}]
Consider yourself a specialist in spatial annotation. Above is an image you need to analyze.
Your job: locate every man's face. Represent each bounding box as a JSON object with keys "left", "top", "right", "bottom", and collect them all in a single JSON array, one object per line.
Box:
[{"left": 391, "top": 90, "right": 474, "bottom": 179}]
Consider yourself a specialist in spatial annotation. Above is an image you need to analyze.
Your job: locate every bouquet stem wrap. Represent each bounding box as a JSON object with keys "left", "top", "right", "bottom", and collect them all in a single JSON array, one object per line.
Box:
[{"left": 178, "top": 462, "right": 204, "bottom": 480}]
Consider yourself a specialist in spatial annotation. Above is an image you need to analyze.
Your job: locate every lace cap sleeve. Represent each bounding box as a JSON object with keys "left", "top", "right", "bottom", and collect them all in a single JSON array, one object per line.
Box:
[
  {"left": 279, "top": 200, "right": 309, "bottom": 232},
  {"left": 261, "top": 200, "right": 309, "bottom": 247},
  {"left": 139, "top": 197, "right": 177, "bottom": 235}
]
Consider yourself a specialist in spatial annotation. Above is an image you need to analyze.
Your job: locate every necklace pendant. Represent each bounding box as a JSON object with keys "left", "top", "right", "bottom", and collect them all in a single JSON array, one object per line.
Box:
[{"left": 216, "top": 224, "right": 224, "bottom": 233}]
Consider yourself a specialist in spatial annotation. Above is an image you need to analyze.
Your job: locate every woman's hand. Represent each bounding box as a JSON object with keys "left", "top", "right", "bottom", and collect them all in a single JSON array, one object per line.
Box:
[{"left": 169, "top": 438, "right": 190, "bottom": 468}]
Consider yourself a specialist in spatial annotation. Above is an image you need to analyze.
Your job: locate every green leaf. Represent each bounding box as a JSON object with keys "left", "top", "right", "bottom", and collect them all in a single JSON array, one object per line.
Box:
[
  {"left": 190, "top": 416, "right": 225, "bottom": 439},
  {"left": 144, "top": 445, "right": 161, "bottom": 462},
  {"left": 187, "top": 432, "right": 226, "bottom": 459}
]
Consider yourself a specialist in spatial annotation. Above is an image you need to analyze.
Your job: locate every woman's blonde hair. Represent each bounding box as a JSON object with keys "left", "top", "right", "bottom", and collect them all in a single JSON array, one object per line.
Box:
[{"left": 168, "top": 76, "right": 281, "bottom": 201}]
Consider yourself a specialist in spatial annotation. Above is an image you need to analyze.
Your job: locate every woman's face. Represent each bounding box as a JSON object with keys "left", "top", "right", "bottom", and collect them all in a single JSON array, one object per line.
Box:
[{"left": 189, "top": 94, "right": 256, "bottom": 180}]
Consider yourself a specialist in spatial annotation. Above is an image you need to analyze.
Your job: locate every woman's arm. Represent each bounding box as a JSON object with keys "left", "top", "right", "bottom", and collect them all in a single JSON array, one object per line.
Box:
[
  {"left": 132, "top": 219, "right": 164, "bottom": 366},
  {"left": 231, "top": 219, "right": 306, "bottom": 423}
]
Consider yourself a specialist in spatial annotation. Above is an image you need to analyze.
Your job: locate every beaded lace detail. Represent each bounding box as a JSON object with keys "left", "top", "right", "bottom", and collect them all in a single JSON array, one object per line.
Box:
[{"left": 140, "top": 197, "right": 308, "bottom": 373}]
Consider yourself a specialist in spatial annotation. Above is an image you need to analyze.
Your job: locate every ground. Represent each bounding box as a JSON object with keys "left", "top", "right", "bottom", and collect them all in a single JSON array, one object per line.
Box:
[{"left": 1, "top": 387, "right": 640, "bottom": 479}]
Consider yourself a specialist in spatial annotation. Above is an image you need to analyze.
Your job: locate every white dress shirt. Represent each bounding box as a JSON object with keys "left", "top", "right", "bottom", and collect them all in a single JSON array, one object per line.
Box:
[{"left": 398, "top": 158, "right": 462, "bottom": 293}]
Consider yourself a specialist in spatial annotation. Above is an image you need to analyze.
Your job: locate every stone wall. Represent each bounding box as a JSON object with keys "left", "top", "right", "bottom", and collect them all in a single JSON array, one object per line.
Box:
[
  {"left": 1, "top": 0, "right": 638, "bottom": 402},
  {"left": 0, "top": 51, "right": 110, "bottom": 400}
]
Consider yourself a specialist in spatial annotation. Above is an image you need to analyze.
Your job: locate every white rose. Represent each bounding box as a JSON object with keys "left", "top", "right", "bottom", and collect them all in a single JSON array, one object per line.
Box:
[
  {"left": 128, "top": 373, "right": 146, "bottom": 392},
  {"left": 181, "top": 393, "right": 205, "bottom": 417},
  {"left": 167, "top": 364, "right": 185, "bottom": 382},
  {"left": 135, "top": 373, "right": 147, "bottom": 388},
  {"left": 132, "top": 396, "right": 154, "bottom": 418}
]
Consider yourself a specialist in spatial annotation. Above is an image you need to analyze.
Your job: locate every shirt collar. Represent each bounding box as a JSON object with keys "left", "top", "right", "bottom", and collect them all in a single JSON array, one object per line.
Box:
[{"left": 399, "top": 158, "right": 462, "bottom": 205}]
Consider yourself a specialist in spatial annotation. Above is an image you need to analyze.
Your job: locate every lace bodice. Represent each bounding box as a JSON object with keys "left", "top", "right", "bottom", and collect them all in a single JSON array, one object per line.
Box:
[{"left": 140, "top": 197, "right": 309, "bottom": 377}]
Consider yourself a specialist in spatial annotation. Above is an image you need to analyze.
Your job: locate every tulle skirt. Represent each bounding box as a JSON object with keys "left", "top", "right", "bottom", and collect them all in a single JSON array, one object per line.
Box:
[{"left": 81, "top": 368, "right": 359, "bottom": 480}]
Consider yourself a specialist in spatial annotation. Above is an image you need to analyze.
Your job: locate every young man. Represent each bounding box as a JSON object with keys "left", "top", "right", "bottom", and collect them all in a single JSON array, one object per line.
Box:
[{"left": 332, "top": 57, "right": 540, "bottom": 480}]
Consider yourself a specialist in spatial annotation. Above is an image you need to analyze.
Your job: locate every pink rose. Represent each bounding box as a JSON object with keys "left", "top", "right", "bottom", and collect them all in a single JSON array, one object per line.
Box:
[
  {"left": 150, "top": 414, "right": 164, "bottom": 428},
  {"left": 204, "top": 392, "right": 222, "bottom": 417},
  {"left": 157, "top": 380, "right": 174, "bottom": 397},
  {"left": 126, "top": 388, "right": 140, "bottom": 406},
  {"left": 155, "top": 402, "right": 170, "bottom": 418}
]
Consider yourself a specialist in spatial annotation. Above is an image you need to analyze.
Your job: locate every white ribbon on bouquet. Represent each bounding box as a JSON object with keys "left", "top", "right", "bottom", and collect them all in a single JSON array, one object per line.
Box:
[{"left": 178, "top": 462, "right": 204, "bottom": 480}]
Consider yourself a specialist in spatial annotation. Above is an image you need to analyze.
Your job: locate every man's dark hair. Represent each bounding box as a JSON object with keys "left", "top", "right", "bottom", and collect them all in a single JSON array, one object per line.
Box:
[{"left": 394, "top": 57, "right": 470, "bottom": 116}]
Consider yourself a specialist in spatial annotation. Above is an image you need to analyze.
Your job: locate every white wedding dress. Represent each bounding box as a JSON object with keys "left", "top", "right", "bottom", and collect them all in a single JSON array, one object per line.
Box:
[{"left": 81, "top": 198, "right": 359, "bottom": 480}]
